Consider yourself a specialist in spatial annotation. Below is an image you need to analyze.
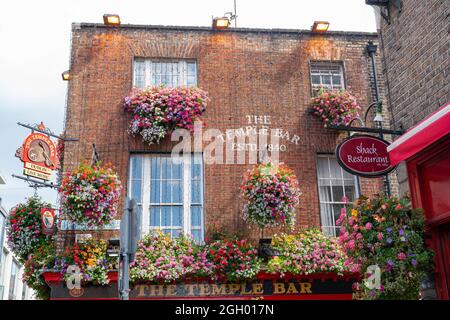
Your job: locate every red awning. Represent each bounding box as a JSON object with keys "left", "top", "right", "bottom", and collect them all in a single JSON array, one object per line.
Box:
[{"left": 387, "top": 102, "right": 450, "bottom": 166}]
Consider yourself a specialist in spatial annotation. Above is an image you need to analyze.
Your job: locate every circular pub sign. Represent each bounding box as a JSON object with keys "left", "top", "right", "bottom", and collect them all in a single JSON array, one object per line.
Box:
[{"left": 335, "top": 135, "right": 395, "bottom": 178}]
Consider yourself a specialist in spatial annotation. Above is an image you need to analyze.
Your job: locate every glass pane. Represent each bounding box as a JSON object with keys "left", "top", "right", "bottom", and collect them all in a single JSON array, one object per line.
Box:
[
  {"left": 319, "top": 186, "right": 332, "bottom": 202},
  {"left": 322, "top": 75, "right": 331, "bottom": 85},
  {"left": 332, "top": 185, "right": 344, "bottom": 203},
  {"left": 131, "top": 180, "right": 142, "bottom": 202},
  {"left": 311, "top": 75, "right": 321, "bottom": 85},
  {"left": 191, "top": 162, "right": 201, "bottom": 180},
  {"left": 332, "top": 75, "right": 341, "bottom": 85},
  {"left": 332, "top": 204, "right": 345, "bottom": 224},
  {"left": 316, "top": 157, "right": 329, "bottom": 179},
  {"left": 329, "top": 160, "right": 343, "bottom": 179},
  {"left": 150, "top": 179, "right": 160, "bottom": 203},
  {"left": 162, "top": 158, "right": 171, "bottom": 179},
  {"left": 187, "top": 76, "right": 196, "bottom": 86},
  {"left": 161, "top": 207, "right": 171, "bottom": 226},
  {"left": 191, "top": 206, "right": 202, "bottom": 227},
  {"left": 172, "top": 181, "right": 182, "bottom": 203},
  {"left": 162, "top": 229, "right": 170, "bottom": 236},
  {"left": 187, "top": 62, "right": 196, "bottom": 75},
  {"left": 150, "top": 207, "right": 160, "bottom": 227},
  {"left": 172, "top": 162, "right": 182, "bottom": 179},
  {"left": 131, "top": 156, "right": 142, "bottom": 179},
  {"left": 172, "top": 229, "right": 182, "bottom": 238},
  {"left": 344, "top": 185, "right": 356, "bottom": 201},
  {"left": 172, "top": 207, "right": 182, "bottom": 227},
  {"left": 191, "top": 229, "right": 201, "bottom": 243},
  {"left": 151, "top": 157, "right": 161, "bottom": 179},
  {"left": 191, "top": 180, "right": 202, "bottom": 203},
  {"left": 162, "top": 181, "right": 171, "bottom": 203}
]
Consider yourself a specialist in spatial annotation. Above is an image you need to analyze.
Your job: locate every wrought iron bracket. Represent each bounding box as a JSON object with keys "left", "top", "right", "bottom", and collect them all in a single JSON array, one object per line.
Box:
[{"left": 17, "top": 122, "right": 78, "bottom": 142}]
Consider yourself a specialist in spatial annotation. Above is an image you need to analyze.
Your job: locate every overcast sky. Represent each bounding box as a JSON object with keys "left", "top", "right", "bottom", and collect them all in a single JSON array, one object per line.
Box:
[{"left": 0, "top": 0, "right": 377, "bottom": 211}]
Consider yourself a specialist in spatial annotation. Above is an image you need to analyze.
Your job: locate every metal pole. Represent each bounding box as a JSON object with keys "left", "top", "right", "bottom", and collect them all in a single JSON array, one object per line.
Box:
[
  {"left": 367, "top": 42, "right": 391, "bottom": 196},
  {"left": 234, "top": 0, "right": 237, "bottom": 27}
]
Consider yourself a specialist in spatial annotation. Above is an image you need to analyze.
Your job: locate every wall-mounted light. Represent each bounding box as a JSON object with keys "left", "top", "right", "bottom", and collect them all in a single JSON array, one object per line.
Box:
[
  {"left": 311, "top": 21, "right": 330, "bottom": 33},
  {"left": 103, "top": 14, "right": 121, "bottom": 26},
  {"left": 212, "top": 17, "right": 231, "bottom": 30},
  {"left": 61, "top": 70, "right": 70, "bottom": 81}
]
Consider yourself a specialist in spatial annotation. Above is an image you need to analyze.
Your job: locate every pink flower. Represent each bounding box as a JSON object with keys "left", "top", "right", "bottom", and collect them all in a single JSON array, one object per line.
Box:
[
  {"left": 377, "top": 232, "right": 383, "bottom": 241},
  {"left": 365, "top": 222, "right": 373, "bottom": 230},
  {"left": 397, "top": 252, "right": 406, "bottom": 260}
]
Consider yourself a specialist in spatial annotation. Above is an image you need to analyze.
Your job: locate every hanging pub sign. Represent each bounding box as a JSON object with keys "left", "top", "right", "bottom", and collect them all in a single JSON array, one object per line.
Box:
[
  {"left": 41, "top": 208, "right": 56, "bottom": 235},
  {"left": 336, "top": 134, "right": 395, "bottom": 178},
  {"left": 15, "top": 124, "right": 59, "bottom": 181}
]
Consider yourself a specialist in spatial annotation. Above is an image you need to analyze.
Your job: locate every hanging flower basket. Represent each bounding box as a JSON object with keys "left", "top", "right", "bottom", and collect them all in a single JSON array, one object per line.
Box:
[
  {"left": 240, "top": 162, "right": 301, "bottom": 229},
  {"left": 6, "top": 195, "right": 56, "bottom": 263},
  {"left": 59, "top": 161, "right": 122, "bottom": 227},
  {"left": 310, "top": 89, "right": 361, "bottom": 127},
  {"left": 123, "top": 86, "right": 209, "bottom": 145}
]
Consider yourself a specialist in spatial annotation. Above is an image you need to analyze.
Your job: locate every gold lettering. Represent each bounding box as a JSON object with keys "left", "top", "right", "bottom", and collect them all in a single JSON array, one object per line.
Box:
[
  {"left": 300, "top": 282, "right": 312, "bottom": 294},
  {"left": 228, "top": 284, "right": 240, "bottom": 294},
  {"left": 273, "top": 283, "right": 286, "bottom": 294},
  {"left": 240, "top": 283, "right": 253, "bottom": 295},
  {"left": 136, "top": 285, "right": 149, "bottom": 297},
  {"left": 149, "top": 285, "right": 165, "bottom": 296},
  {"left": 166, "top": 285, "right": 176, "bottom": 296},
  {"left": 185, "top": 284, "right": 198, "bottom": 296},
  {"left": 286, "top": 283, "right": 299, "bottom": 294},
  {"left": 252, "top": 283, "right": 264, "bottom": 295},
  {"left": 199, "top": 284, "right": 211, "bottom": 296},
  {"left": 211, "top": 284, "right": 227, "bottom": 296}
]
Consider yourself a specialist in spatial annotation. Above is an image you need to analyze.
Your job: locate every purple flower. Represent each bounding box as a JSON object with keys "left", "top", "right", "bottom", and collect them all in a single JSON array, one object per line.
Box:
[
  {"left": 386, "top": 238, "right": 393, "bottom": 245},
  {"left": 399, "top": 229, "right": 405, "bottom": 236},
  {"left": 386, "top": 227, "right": 392, "bottom": 233},
  {"left": 411, "top": 259, "right": 418, "bottom": 267},
  {"left": 386, "top": 259, "right": 394, "bottom": 272}
]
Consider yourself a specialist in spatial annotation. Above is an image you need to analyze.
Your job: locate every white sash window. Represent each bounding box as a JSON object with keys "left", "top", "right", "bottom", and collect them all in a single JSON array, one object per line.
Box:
[
  {"left": 128, "top": 154, "right": 204, "bottom": 243},
  {"left": 133, "top": 59, "right": 197, "bottom": 88},
  {"left": 316, "top": 154, "right": 359, "bottom": 237}
]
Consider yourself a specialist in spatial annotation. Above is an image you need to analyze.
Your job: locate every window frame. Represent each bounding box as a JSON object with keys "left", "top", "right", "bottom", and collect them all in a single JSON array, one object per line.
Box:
[
  {"left": 8, "top": 259, "right": 19, "bottom": 300},
  {"left": 316, "top": 154, "right": 360, "bottom": 237},
  {"left": 128, "top": 153, "right": 205, "bottom": 242},
  {"left": 133, "top": 58, "right": 198, "bottom": 88},
  {"left": 309, "top": 60, "right": 346, "bottom": 95}
]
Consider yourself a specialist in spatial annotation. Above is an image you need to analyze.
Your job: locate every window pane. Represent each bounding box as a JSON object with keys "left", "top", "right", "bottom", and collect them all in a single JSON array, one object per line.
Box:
[
  {"left": 131, "top": 156, "right": 142, "bottom": 179},
  {"left": 162, "top": 181, "right": 171, "bottom": 203},
  {"left": 191, "top": 229, "right": 201, "bottom": 243},
  {"left": 172, "top": 229, "right": 182, "bottom": 238},
  {"left": 191, "top": 180, "right": 202, "bottom": 203},
  {"left": 131, "top": 180, "right": 142, "bottom": 202},
  {"left": 344, "top": 185, "right": 356, "bottom": 201},
  {"left": 191, "top": 206, "right": 202, "bottom": 227},
  {"left": 172, "top": 207, "right": 182, "bottom": 227},
  {"left": 322, "top": 75, "right": 331, "bottom": 85},
  {"left": 311, "top": 75, "right": 321, "bottom": 85},
  {"left": 134, "top": 60, "right": 145, "bottom": 88},
  {"left": 332, "top": 75, "right": 341, "bottom": 85},
  {"left": 317, "top": 157, "right": 330, "bottom": 179},
  {"left": 172, "top": 162, "right": 182, "bottom": 179},
  {"left": 151, "top": 157, "right": 161, "bottom": 179},
  {"left": 162, "top": 158, "right": 171, "bottom": 179},
  {"left": 150, "top": 207, "right": 160, "bottom": 227},
  {"left": 150, "top": 179, "right": 160, "bottom": 203},
  {"left": 332, "top": 185, "right": 344, "bottom": 203},
  {"left": 192, "top": 162, "right": 202, "bottom": 180},
  {"left": 172, "top": 181, "right": 182, "bottom": 203},
  {"left": 318, "top": 186, "right": 332, "bottom": 202},
  {"left": 161, "top": 207, "right": 171, "bottom": 226}
]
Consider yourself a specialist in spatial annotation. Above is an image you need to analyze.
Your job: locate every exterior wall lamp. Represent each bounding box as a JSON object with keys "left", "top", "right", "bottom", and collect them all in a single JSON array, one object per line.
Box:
[
  {"left": 311, "top": 21, "right": 330, "bottom": 33},
  {"left": 103, "top": 14, "right": 121, "bottom": 26},
  {"left": 61, "top": 70, "right": 70, "bottom": 81}
]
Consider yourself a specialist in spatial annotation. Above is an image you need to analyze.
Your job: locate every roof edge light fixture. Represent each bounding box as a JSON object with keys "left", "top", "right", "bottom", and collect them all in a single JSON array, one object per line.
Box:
[
  {"left": 311, "top": 21, "right": 330, "bottom": 33},
  {"left": 212, "top": 10, "right": 237, "bottom": 30},
  {"left": 62, "top": 70, "right": 70, "bottom": 81},
  {"left": 103, "top": 14, "right": 121, "bottom": 26}
]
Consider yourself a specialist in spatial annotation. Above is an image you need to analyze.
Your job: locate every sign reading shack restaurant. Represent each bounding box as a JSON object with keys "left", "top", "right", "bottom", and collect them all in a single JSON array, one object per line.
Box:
[{"left": 336, "top": 135, "right": 395, "bottom": 178}]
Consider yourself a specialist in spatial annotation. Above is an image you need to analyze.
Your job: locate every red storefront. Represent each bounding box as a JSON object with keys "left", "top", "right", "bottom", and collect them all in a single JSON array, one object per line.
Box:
[{"left": 388, "top": 102, "right": 450, "bottom": 299}]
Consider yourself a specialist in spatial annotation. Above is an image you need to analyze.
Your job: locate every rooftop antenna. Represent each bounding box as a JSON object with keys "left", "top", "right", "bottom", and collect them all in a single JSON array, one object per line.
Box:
[{"left": 233, "top": 0, "right": 237, "bottom": 27}]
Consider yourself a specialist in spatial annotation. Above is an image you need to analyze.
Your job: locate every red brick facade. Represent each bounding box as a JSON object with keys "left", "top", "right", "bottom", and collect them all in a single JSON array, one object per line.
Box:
[{"left": 61, "top": 23, "right": 387, "bottom": 245}]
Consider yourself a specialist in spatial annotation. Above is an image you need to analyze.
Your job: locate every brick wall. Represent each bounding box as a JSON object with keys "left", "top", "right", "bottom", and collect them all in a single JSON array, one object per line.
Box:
[
  {"left": 377, "top": 0, "right": 449, "bottom": 195},
  {"left": 61, "top": 24, "right": 387, "bottom": 246}
]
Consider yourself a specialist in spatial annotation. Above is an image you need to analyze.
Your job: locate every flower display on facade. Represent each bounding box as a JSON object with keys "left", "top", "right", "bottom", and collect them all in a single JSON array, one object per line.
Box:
[
  {"left": 205, "top": 238, "right": 262, "bottom": 281},
  {"left": 55, "top": 239, "right": 113, "bottom": 286},
  {"left": 22, "top": 242, "right": 56, "bottom": 300},
  {"left": 6, "top": 196, "right": 56, "bottom": 263},
  {"left": 130, "top": 231, "right": 214, "bottom": 283},
  {"left": 240, "top": 162, "right": 301, "bottom": 228},
  {"left": 59, "top": 161, "right": 122, "bottom": 227},
  {"left": 310, "top": 89, "right": 361, "bottom": 126},
  {"left": 336, "top": 194, "right": 434, "bottom": 299},
  {"left": 123, "top": 86, "right": 209, "bottom": 145},
  {"left": 267, "top": 229, "right": 354, "bottom": 276}
]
